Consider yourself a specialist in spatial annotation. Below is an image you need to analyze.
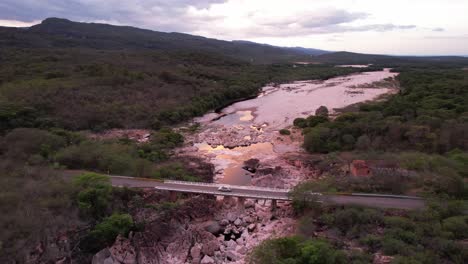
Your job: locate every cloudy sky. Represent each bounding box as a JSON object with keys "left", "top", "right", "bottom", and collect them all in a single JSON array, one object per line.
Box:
[{"left": 1, "top": 0, "right": 467, "bottom": 55}]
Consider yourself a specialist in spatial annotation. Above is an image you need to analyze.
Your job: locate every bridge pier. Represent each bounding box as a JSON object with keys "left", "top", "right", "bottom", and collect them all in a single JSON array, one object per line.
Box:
[
  {"left": 271, "top": 199, "right": 277, "bottom": 212},
  {"left": 237, "top": 197, "right": 245, "bottom": 211}
]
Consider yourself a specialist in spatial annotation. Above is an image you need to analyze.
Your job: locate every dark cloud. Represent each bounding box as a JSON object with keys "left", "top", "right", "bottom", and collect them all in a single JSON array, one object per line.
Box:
[
  {"left": 0, "top": 0, "right": 225, "bottom": 31},
  {"left": 0, "top": 1, "right": 418, "bottom": 37}
]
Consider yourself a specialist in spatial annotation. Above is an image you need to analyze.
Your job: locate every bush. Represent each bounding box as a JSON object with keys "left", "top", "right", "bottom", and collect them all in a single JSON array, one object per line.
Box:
[
  {"left": 73, "top": 173, "right": 112, "bottom": 218},
  {"left": 359, "top": 235, "right": 382, "bottom": 252},
  {"left": 152, "top": 162, "right": 199, "bottom": 181},
  {"left": 279, "top": 129, "right": 291, "bottom": 135},
  {"left": 3, "top": 128, "right": 66, "bottom": 160},
  {"left": 442, "top": 216, "right": 468, "bottom": 239},
  {"left": 248, "top": 237, "right": 346, "bottom": 264},
  {"left": 83, "top": 213, "right": 133, "bottom": 253},
  {"left": 306, "top": 115, "right": 329, "bottom": 127},
  {"left": 293, "top": 117, "right": 308, "bottom": 128},
  {"left": 381, "top": 237, "right": 408, "bottom": 255}
]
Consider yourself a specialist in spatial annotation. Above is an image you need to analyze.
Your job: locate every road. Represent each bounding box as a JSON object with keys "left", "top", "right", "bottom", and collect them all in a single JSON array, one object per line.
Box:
[{"left": 107, "top": 175, "right": 425, "bottom": 210}]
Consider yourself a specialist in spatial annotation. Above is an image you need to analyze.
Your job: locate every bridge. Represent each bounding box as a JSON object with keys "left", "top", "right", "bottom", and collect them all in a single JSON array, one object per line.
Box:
[{"left": 109, "top": 175, "right": 425, "bottom": 210}]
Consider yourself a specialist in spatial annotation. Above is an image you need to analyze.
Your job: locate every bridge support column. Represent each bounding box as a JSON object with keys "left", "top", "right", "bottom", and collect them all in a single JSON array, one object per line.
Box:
[
  {"left": 169, "top": 191, "right": 177, "bottom": 201},
  {"left": 237, "top": 197, "right": 246, "bottom": 212},
  {"left": 271, "top": 199, "right": 277, "bottom": 212}
]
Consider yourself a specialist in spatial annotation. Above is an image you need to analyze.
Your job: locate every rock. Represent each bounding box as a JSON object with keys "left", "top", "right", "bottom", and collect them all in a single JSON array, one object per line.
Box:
[
  {"left": 243, "top": 216, "right": 254, "bottom": 224},
  {"left": 245, "top": 200, "right": 255, "bottom": 208},
  {"left": 225, "top": 240, "right": 237, "bottom": 250},
  {"left": 165, "top": 229, "right": 193, "bottom": 263},
  {"left": 236, "top": 246, "right": 248, "bottom": 255},
  {"left": 226, "top": 212, "right": 237, "bottom": 222},
  {"left": 201, "top": 255, "right": 215, "bottom": 264},
  {"left": 204, "top": 221, "right": 222, "bottom": 234},
  {"left": 234, "top": 218, "right": 243, "bottom": 226},
  {"left": 109, "top": 235, "right": 137, "bottom": 264},
  {"left": 226, "top": 251, "right": 238, "bottom": 261},
  {"left": 220, "top": 219, "right": 230, "bottom": 226},
  {"left": 201, "top": 240, "right": 220, "bottom": 256},
  {"left": 92, "top": 248, "right": 111, "bottom": 264},
  {"left": 247, "top": 224, "right": 256, "bottom": 232},
  {"left": 190, "top": 244, "right": 202, "bottom": 263},
  {"left": 104, "top": 257, "right": 116, "bottom": 264},
  {"left": 315, "top": 105, "right": 329, "bottom": 117}
]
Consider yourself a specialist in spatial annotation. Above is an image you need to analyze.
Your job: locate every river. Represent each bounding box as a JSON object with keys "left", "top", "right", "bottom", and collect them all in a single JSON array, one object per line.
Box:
[{"left": 181, "top": 68, "right": 399, "bottom": 187}]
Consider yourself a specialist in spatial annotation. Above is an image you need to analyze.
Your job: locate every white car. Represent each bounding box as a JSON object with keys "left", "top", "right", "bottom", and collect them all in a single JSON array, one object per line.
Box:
[{"left": 217, "top": 186, "right": 232, "bottom": 192}]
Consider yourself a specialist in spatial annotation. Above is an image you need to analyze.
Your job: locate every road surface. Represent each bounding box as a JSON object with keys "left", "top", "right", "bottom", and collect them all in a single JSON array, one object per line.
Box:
[{"left": 107, "top": 175, "right": 425, "bottom": 210}]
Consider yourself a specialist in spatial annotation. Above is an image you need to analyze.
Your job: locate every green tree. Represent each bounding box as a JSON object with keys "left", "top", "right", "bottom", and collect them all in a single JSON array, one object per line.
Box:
[{"left": 73, "top": 173, "right": 112, "bottom": 218}]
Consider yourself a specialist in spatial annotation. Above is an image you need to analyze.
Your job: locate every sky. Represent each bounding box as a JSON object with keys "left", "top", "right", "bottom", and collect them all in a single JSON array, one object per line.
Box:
[{"left": 0, "top": 0, "right": 467, "bottom": 55}]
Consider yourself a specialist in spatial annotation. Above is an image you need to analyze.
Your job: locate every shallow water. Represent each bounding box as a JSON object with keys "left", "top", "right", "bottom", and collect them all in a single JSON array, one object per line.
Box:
[{"left": 192, "top": 69, "right": 398, "bottom": 185}]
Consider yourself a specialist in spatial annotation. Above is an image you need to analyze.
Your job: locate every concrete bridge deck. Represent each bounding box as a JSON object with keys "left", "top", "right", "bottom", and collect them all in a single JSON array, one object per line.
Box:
[{"left": 109, "top": 176, "right": 425, "bottom": 210}]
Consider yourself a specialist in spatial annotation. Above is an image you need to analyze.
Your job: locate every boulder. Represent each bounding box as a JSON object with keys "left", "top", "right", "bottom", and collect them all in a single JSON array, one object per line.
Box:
[
  {"left": 190, "top": 244, "right": 202, "bottom": 263},
  {"left": 204, "top": 221, "right": 222, "bottom": 235},
  {"left": 219, "top": 219, "right": 230, "bottom": 226},
  {"left": 109, "top": 235, "right": 136, "bottom": 264},
  {"left": 92, "top": 248, "right": 111, "bottom": 264},
  {"left": 236, "top": 246, "right": 248, "bottom": 255},
  {"left": 201, "top": 240, "right": 220, "bottom": 256},
  {"left": 245, "top": 200, "right": 255, "bottom": 208},
  {"left": 234, "top": 218, "right": 243, "bottom": 226},
  {"left": 243, "top": 216, "right": 254, "bottom": 224},
  {"left": 226, "top": 251, "right": 238, "bottom": 261},
  {"left": 201, "top": 255, "right": 215, "bottom": 264},
  {"left": 226, "top": 212, "right": 237, "bottom": 222}
]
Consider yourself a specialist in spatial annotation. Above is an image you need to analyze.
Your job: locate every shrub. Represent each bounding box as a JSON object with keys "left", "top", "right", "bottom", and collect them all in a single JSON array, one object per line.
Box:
[
  {"left": 384, "top": 216, "right": 416, "bottom": 231},
  {"left": 306, "top": 115, "right": 329, "bottom": 127},
  {"left": 359, "top": 235, "right": 382, "bottom": 252},
  {"left": 248, "top": 237, "right": 346, "bottom": 264},
  {"left": 82, "top": 213, "right": 133, "bottom": 253},
  {"left": 442, "top": 216, "right": 468, "bottom": 239},
  {"left": 293, "top": 117, "right": 308, "bottom": 128},
  {"left": 152, "top": 162, "right": 199, "bottom": 181},
  {"left": 381, "top": 237, "right": 408, "bottom": 255},
  {"left": 73, "top": 173, "right": 112, "bottom": 218},
  {"left": 279, "top": 129, "right": 291, "bottom": 135},
  {"left": 3, "top": 128, "right": 66, "bottom": 160},
  {"left": 315, "top": 106, "right": 329, "bottom": 117}
]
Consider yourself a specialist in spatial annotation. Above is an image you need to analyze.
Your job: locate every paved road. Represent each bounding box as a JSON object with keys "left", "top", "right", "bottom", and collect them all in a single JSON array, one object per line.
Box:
[
  {"left": 111, "top": 176, "right": 291, "bottom": 200},
  {"left": 107, "top": 175, "right": 425, "bottom": 210}
]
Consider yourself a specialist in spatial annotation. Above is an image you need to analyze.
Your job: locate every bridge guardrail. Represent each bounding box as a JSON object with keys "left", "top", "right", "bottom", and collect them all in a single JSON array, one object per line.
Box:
[
  {"left": 154, "top": 186, "right": 291, "bottom": 200},
  {"left": 164, "top": 180, "right": 291, "bottom": 192}
]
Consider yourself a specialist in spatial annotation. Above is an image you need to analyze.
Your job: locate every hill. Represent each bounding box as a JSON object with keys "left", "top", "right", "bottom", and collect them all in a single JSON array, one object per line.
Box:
[
  {"left": 0, "top": 18, "right": 317, "bottom": 64},
  {"left": 314, "top": 51, "right": 468, "bottom": 66}
]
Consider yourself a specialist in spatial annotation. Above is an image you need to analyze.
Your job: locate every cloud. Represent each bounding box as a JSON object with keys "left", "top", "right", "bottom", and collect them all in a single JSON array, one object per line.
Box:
[
  {"left": 424, "top": 34, "right": 468, "bottom": 40},
  {"left": 0, "top": 0, "right": 417, "bottom": 37},
  {"left": 432, "top": 27, "right": 445, "bottom": 32},
  {"left": 0, "top": 0, "right": 225, "bottom": 31}
]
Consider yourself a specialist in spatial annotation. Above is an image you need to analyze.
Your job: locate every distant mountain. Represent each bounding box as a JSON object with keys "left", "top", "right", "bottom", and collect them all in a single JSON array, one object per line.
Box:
[
  {"left": 314, "top": 51, "right": 468, "bottom": 65},
  {"left": 0, "top": 18, "right": 322, "bottom": 64},
  {"left": 231, "top": 40, "right": 330, "bottom": 56}
]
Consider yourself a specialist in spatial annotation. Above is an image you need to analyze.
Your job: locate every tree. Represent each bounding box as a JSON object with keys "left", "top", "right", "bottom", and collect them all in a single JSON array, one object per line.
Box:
[
  {"left": 355, "top": 135, "right": 371, "bottom": 150},
  {"left": 294, "top": 117, "right": 308, "bottom": 128},
  {"left": 73, "top": 173, "right": 112, "bottom": 218},
  {"left": 315, "top": 106, "right": 329, "bottom": 117}
]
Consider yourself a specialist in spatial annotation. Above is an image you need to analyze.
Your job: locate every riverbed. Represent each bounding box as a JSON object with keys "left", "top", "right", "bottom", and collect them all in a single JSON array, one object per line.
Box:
[{"left": 182, "top": 68, "right": 398, "bottom": 186}]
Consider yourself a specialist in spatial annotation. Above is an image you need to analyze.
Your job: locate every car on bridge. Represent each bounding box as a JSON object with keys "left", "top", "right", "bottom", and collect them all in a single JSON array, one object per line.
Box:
[{"left": 218, "top": 186, "right": 232, "bottom": 192}]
